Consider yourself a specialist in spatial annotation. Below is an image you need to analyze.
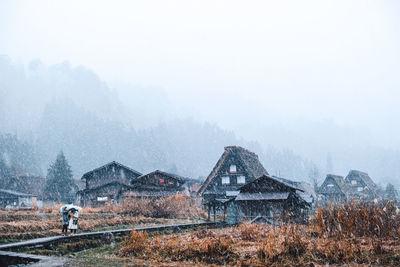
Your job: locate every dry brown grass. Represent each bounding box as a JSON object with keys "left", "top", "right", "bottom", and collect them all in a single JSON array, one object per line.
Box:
[
  {"left": 311, "top": 200, "right": 400, "bottom": 238},
  {"left": 119, "top": 202, "right": 400, "bottom": 266},
  {"left": 119, "top": 228, "right": 238, "bottom": 265},
  {"left": 104, "top": 195, "right": 206, "bottom": 219},
  {"left": 0, "top": 195, "right": 206, "bottom": 244}
]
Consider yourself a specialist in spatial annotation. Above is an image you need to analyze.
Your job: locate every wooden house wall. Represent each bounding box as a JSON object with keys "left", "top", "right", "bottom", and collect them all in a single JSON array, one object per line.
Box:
[
  {"left": 345, "top": 174, "right": 376, "bottom": 200},
  {"left": 225, "top": 175, "right": 310, "bottom": 224},
  {"left": 227, "top": 200, "right": 286, "bottom": 224},
  {"left": 86, "top": 164, "right": 138, "bottom": 190},
  {"left": 0, "top": 192, "right": 34, "bottom": 208},
  {"left": 345, "top": 173, "right": 367, "bottom": 188},
  {"left": 0, "top": 192, "right": 19, "bottom": 208},
  {"left": 82, "top": 183, "right": 125, "bottom": 207},
  {"left": 132, "top": 172, "right": 184, "bottom": 193},
  {"left": 319, "top": 177, "right": 346, "bottom": 202},
  {"left": 204, "top": 152, "right": 254, "bottom": 201}
]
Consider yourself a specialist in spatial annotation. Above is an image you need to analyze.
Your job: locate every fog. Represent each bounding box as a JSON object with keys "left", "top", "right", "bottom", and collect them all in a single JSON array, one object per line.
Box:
[{"left": 1, "top": 1, "right": 400, "bottom": 185}]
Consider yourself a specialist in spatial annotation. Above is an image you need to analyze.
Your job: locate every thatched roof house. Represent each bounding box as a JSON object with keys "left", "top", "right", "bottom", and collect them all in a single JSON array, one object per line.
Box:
[
  {"left": 198, "top": 146, "right": 268, "bottom": 203},
  {"left": 318, "top": 174, "right": 350, "bottom": 202},
  {"left": 344, "top": 170, "right": 379, "bottom": 200}
]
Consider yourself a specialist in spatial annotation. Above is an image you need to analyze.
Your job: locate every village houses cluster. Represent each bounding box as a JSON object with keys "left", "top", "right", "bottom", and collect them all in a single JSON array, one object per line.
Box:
[{"left": 0, "top": 146, "right": 390, "bottom": 224}]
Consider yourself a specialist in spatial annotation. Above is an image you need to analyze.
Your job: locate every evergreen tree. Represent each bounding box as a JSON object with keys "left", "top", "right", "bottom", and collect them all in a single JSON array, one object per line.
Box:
[
  {"left": 386, "top": 183, "right": 398, "bottom": 200},
  {"left": 44, "top": 151, "right": 76, "bottom": 202}
]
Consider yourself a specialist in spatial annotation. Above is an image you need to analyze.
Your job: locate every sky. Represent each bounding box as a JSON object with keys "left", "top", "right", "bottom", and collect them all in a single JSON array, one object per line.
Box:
[{"left": 1, "top": 0, "right": 400, "bottom": 148}]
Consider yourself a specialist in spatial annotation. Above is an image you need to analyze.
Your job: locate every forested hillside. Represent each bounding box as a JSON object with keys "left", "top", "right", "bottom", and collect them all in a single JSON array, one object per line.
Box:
[{"left": 1, "top": 55, "right": 399, "bottom": 185}]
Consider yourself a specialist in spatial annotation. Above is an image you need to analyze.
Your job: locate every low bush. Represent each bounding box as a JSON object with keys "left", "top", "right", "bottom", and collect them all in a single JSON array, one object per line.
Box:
[{"left": 119, "top": 230, "right": 148, "bottom": 256}]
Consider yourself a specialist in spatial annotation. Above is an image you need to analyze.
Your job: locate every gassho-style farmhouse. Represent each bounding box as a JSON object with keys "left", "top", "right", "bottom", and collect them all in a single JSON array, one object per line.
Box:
[{"left": 65, "top": 145, "right": 385, "bottom": 225}]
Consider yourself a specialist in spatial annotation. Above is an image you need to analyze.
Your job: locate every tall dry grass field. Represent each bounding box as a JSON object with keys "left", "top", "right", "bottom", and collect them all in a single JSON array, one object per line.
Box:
[{"left": 119, "top": 201, "right": 400, "bottom": 266}]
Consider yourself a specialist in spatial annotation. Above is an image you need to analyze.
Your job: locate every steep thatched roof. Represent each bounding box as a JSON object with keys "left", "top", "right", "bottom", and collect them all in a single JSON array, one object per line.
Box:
[
  {"left": 198, "top": 146, "right": 269, "bottom": 196},
  {"left": 319, "top": 174, "right": 350, "bottom": 195},
  {"left": 345, "top": 170, "right": 378, "bottom": 195}
]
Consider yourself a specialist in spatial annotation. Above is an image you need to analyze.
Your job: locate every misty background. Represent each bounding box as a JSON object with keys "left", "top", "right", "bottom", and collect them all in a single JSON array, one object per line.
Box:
[{"left": 0, "top": 1, "right": 400, "bottom": 186}]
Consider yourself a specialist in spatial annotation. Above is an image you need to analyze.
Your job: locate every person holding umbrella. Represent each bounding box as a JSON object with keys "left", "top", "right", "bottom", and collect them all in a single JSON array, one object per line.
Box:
[
  {"left": 61, "top": 206, "right": 70, "bottom": 235},
  {"left": 68, "top": 207, "right": 80, "bottom": 234}
]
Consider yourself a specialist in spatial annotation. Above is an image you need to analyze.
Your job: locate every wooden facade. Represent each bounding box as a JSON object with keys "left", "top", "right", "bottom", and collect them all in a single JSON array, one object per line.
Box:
[
  {"left": 344, "top": 170, "right": 379, "bottom": 201},
  {"left": 318, "top": 174, "right": 349, "bottom": 203},
  {"left": 0, "top": 189, "right": 37, "bottom": 208},
  {"left": 318, "top": 171, "right": 381, "bottom": 204},
  {"left": 227, "top": 175, "right": 310, "bottom": 224},
  {"left": 128, "top": 170, "right": 186, "bottom": 198},
  {"left": 78, "top": 161, "right": 142, "bottom": 207},
  {"left": 198, "top": 146, "right": 269, "bottom": 205}
]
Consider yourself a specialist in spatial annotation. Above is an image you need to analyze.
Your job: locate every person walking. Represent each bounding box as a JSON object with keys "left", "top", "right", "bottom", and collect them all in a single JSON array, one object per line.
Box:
[
  {"left": 61, "top": 207, "right": 70, "bottom": 235},
  {"left": 68, "top": 208, "right": 79, "bottom": 234}
]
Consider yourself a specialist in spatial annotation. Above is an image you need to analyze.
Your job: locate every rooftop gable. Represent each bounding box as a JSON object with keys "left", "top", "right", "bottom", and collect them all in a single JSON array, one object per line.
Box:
[
  {"left": 132, "top": 170, "right": 187, "bottom": 184},
  {"left": 319, "top": 174, "right": 349, "bottom": 195},
  {"left": 238, "top": 174, "right": 301, "bottom": 193},
  {"left": 198, "top": 146, "right": 268, "bottom": 196},
  {"left": 81, "top": 180, "right": 134, "bottom": 192},
  {"left": 81, "top": 161, "right": 142, "bottom": 180},
  {"left": 345, "top": 170, "right": 377, "bottom": 190}
]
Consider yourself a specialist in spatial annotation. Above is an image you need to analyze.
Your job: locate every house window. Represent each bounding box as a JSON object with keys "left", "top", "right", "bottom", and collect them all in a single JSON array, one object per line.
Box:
[
  {"left": 357, "top": 187, "right": 363, "bottom": 192},
  {"left": 351, "top": 180, "right": 357, "bottom": 185},
  {"left": 221, "top": 176, "right": 230, "bottom": 185},
  {"left": 229, "top": 165, "right": 237, "bottom": 173},
  {"left": 237, "top": 176, "right": 246, "bottom": 184}
]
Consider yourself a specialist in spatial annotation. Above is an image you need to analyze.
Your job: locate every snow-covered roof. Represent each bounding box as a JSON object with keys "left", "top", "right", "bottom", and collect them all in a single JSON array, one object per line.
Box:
[
  {"left": 236, "top": 192, "right": 290, "bottom": 201},
  {"left": 0, "top": 189, "right": 35, "bottom": 197}
]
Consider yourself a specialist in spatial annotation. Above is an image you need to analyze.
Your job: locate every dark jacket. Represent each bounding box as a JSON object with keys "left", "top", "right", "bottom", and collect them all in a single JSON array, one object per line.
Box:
[{"left": 62, "top": 212, "right": 70, "bottom": 225}]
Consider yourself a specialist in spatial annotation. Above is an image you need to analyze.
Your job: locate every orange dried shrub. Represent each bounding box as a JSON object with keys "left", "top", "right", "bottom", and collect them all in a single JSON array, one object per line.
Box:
[
  {"left": 117, "top": 220, "right": 400, "bottom": 266},
  {"left": 256, "top": 225, "right": 309, "bottom": 266},
  {"left": 100, "top": 195, "right": 206, "bottom": 219},
  {"left": 257, "top": 229, "right": 283, "bottom": 263},
  {"left": 310, "top": 201, "right": 400, "bottom": 238},
  {"left": 313, "top": 237, "right": 362, "bottom": 264},
  {"left": 237, "top": 221, "right": 264, "bottom": 241},
  {"left": 119, "top": 230, "right": 148, "bottom": 256},
  {"left": 282, "top": 225, "right": 307, "bottom": 258},
  {"left": 119, "top": 228, "right": 238, "bottom": 265}
]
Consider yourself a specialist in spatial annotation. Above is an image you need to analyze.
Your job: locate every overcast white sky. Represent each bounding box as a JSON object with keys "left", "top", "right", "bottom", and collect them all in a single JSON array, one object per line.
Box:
[{"left": 1, "top": 0, "right": 400, "bottom": 147}]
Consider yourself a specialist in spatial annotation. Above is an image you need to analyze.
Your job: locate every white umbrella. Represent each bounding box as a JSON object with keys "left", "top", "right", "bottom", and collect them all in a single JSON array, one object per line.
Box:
[
  {"left": 60, "top": 204, "right": 73, "bottom": 213},
  {"left": 60, "top": 204, "right": 81, "bottom": 213},
  {"left": 68, "top": 205, "right": 82, "bottom": 212}
]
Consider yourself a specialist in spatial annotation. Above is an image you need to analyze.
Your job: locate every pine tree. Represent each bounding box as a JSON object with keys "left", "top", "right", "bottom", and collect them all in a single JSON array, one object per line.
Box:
[{"left": 44, "top": 151, "right": 76, "bottom": 202}]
